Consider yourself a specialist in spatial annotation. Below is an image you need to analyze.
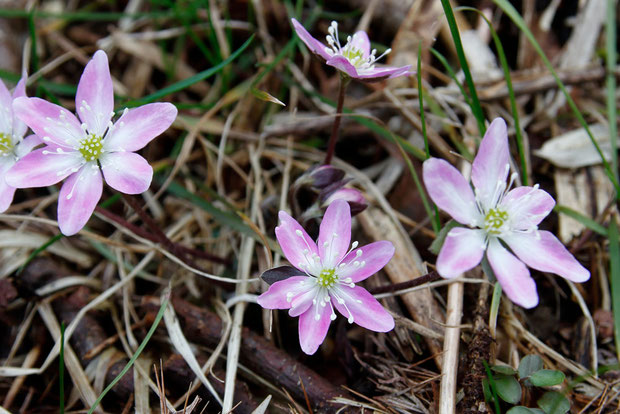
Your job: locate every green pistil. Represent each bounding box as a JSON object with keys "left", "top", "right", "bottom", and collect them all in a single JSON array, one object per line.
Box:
[
  {"left": 78, "top": 134, "right": 103, "bottom": 162},
  {"left": 484, "top": 208, "right": 509, "bottom": 235},
  {"left": 0, "top": 133, "right": 13, "bottom": 155},
  {"left": 317, "top": 268, "right": 337, "bottom": 289},
  {"left": 343, "top": 48, "right": 363, "bottom": 64}
]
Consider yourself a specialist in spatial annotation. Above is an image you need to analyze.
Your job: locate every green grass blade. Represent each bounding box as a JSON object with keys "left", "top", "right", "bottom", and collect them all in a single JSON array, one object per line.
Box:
[
  {"left": 606, "top": 0, "right": 617, "bottom": 179},
  {"left": 492, "top": 0, "right": 620, "bottom": 196},
  {"left": 608, "top": 216, "right": 620, "bottom": 363},
  {"left": 554, "top": 205, "right": 607, "bottom": 236},
  {"left": 458, "top": 6, "right": 528, "bottom": 185},
  {"left": 87, "top": 295, "right": 169, "bottom": 414},
  {"left": 417, "top": 44, "right": 430, "bottom": 159},
  {"left": 16, "top": 233, "right": 63, "bottom": 274},
  {"left": 439, "top": 0, "right": 486, "bottom": 135},
  {"left": 122, "top": 35, "right": 254, "bottom": 107}
]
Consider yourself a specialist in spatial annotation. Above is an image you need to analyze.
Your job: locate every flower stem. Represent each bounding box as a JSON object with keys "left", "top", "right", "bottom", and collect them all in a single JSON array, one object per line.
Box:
[{"left": 323, "top": 74, "right": 350, "bottom": 165}]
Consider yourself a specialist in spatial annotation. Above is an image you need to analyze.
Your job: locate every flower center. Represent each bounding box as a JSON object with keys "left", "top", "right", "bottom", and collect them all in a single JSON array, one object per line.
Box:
[
  {"left": 78, "top": 134, "right": 103, "bottom": 161},
  {"left": 0, "top": 133, "right": 13, "bottom": 156},
  {"left": 324, "top": 21, "right": 391, "bottom": 72},
  {"left": 317, "top": 268, "right": 337, "bottom": 289},
  {"left": 484, "top": 208, "right": 509, "bottom": 235}
]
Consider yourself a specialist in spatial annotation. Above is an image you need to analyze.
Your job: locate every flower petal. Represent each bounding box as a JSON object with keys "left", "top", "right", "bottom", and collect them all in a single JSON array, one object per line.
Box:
[
  {"left": 14, "top": 134, "right": 42, "bottom": 159},
  {"left": 275, "top": 210, "right": 320, "bottom": 274},
  {"left": 0, "top": 159, "right": 16, "bottom": 213},
  {"left": 356, "top": 65, "right": 413, "bottom": 80},
  {"left": 501, "top": 186, "right": 555, "bottom": 229},
  {"left": 289, "top": 287, "right": 318, "bottom": 317},
  {"left": 337, "top": 240, "right": 395, "bottom": 282},
  {"left": 5, "top": 148, "right": 83, "bottom": 188},
  {"left": 76, "top": 50, "right": 114, "bottom": 136},
  {"left": 472, "top": 118, "right": 510, "bottom": 208},
  {"left": 318, "top": 199, "right": 351, "bottom": 268},
  {"left": 325, "top": 55, "right": 359, "bottom": 78},
  {"left": 13, "top": 97, "right": 84, "bottom": 149},
  {"left": 0, "top": 79, "right": 13, "bottom": 134},
  {"left": 331, "top": 285, "right": 394, "bottom": 332},
  {"left": 57, "top": 165, "right": 103, "bottom": 236},
  {"left": 256, "top": 276, "right": 311, "bottom": 309},
  {"left": 298, "top": 300, "right": 332, "bottom": 355},
  {"left": 100, "top": 152, "right": 152, "bottom": 194},
  {"left": 487, "top": 239, "right": 538, "bottom": 308},
  {"left": 103, "top": 103, "right": 177, "bottom": 152},
  {"left": 11, "top": 77, "right": 28, "bottom": 139},
  {"left": 350, "top": 31, "right": 371, "bottom": 58},
  {"left": 436, "top": 228, "right": 486, "bottom": 278},
  {"left": 291, "top": 18, "right": 331, "bottom": 61},
  {"left": 422, "top": 157, "right": 481, "bottom": 226},
  {"left": 502, "top": 230, "right": 590, "bottom": 283}
]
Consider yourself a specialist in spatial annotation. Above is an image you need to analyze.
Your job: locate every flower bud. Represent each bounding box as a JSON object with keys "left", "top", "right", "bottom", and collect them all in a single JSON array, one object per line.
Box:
[{"left": 321, "top": 187, "right": 367, "bottom": 215}]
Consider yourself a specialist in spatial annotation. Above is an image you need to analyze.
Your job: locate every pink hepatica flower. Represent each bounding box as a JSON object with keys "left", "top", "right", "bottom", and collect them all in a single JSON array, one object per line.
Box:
[
  {"left": 257, "top": 199, "right": 395, "bottom": 355},
  {"left": 6, "top": 50, "right": 177, "bottom": 235},
  {"left": 291, "top": 18, "right": 411, "bottom": 81},
  {"left": 422, "top": 118, "right": 589, "bottom": 308},
  {"left": 0, "top": 77, "right": 41, "bottom": 212}
]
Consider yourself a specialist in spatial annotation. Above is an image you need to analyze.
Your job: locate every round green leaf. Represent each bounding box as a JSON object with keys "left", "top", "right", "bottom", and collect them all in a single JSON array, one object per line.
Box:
[
  {"left": 529, "top": 370, "right": 565, "bottom": 387},
  {"left": 492, "top": 365, "right": 517, "bottom": 376},
  {"left": 538, "top": 391, "right": 570, "bottom": 414},
  {"left": 518, "top": 354, "right": 543, "bottom": 379},
  {"left": 507, "top": 406, "right": 538, "bottom": 414},
  {"left": 495, "top": 375, "right": 522, "bottom": 404}
]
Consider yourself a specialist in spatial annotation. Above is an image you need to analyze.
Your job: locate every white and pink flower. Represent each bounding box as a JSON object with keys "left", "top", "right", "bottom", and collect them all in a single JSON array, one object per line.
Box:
[
  {"left": 257, "top": 199, "right": 395, "bottom": 355},
  {"left": 291, "top": 19, "right": 412, "bottom": 81},
  {"left": 0, "top": 77, "right": 41, "bottom": 212},
  {"left": 423, "top": 118, "right": 589, "bottom": 308},
  {"left": 6, "top": 50, "right": 177, "bottom": 235}
]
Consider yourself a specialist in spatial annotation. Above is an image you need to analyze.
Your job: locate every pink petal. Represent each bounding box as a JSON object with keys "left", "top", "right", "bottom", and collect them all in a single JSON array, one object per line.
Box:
[
  {"left": 337, "top": 240, "right": 395, "bottom": 283},
  {"left": 5, "top": 148, "right": 82, "bottom": 188},
  {"left": 471, "top": 118, "right": 510, "bottom": 208},
  {"left": 11, "top": 77, "right": 28, "bottom": 139},
  {"left": 14, "top": 134, "right": 42, "bottom": 159},
  {"left": 13, "top": 97, "right": 84, "bottom": 149},
  {"left": 422, "top": 158, "right": 481, "bottom": 226},
  {"left": 256, "top": 276, "right": 311, "bottom": 309},
  {"left": 501, "top": 186, "right": 555, "bottom": 229},
  {"left": 487, "top": 239, "right": 538, "bottom": 308},
  {"left": 0, "top": 159, "right": 16, "bottom": 213},
  {"left": 289, "top": 287, "right": 318, "bottom": 317},
  {"left": 325, "top": 55, "right": 359, "bottom": 78},
  {"left": 318, "top": 199, "right": 351, "bottom": 268},
  {"left": 0, "top": 79, "right": 13, "bottom": 133},
  {"left": 291, "top": 18, "right": 331, "bottom": 61},
  {"left": 350, "top": 31, "right": 371, "bottom": 58},
  {"left": 502, "top": 230, "right": 590, "bottom": 283},
  {"left": 436, "top": 228, "right": 486, "bottom": 278},
  {"left": 76, "top": 50, "right": 114, "bottom": 137},
  {"left": 298, "top": 301, "right": 332, "bottom": 355},
  {"left": 275, "top": 210, "right": 319, "bottom": 274},
  {"left": 103, "top": 103, "right": 177, "bottom": 152},
  {"left": 331, "top": 285, "right": 394, "bottom": 332},
  {"left": 100, "top": 152, "right": 152, "bottom": 194},
  {"left": 355, "top": 65, "right": 413, "bottom": 80},
  {"left": 57, "top": 165, "right": 103, "bottom": 236}
]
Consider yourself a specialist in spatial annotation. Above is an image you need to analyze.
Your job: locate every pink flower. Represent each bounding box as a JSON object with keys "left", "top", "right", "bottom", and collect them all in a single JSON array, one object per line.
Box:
[
  {"left": 0, "top": 77, "right": 41, "bottom": 212},
  {"left": 291, "top": 19, "right": 412, "bottom": 81},
  {"left": 422, "top": 118, "right": 589, "bottom": 308},
  {"left": 6, "top": 50, "right": 177, "bottom": 235},
  {"left": 257, "top": 199, "right": 395, "bottom": 355}
]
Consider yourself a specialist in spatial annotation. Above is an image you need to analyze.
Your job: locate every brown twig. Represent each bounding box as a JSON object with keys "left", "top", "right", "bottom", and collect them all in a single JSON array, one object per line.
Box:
[{"left": 367, "top": 271, "right": 440, "bottom": 294}]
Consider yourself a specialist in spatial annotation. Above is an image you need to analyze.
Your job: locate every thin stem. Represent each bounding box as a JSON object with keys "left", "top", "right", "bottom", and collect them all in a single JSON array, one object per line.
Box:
[
  {"left": 368, "top": 271, "right": 440, "bottom": 294},
  {"left": 324, "top": 74, "right": 350, "bottom": 165}
]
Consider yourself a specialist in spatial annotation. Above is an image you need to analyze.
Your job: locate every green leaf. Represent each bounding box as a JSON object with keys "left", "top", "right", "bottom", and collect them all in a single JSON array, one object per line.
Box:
[
  {"left": 608, "top": 216, "right": 620, "bottom": 363},
  {"left": 482, "top": 378, "right": 493, "bottom": 402},
  {"left": 554, "top": 205, "right": 607, "bottom": 236},
  {"left": 537, "top": 391, "right": 570, "bottom": 414},
  {"left": 429, "top": 220, "right": 460, "bottom": 255},
  {"left": 529, "top": 370, "right": 565, "bottom": 387},
  {"left": 492, "top": 365, "right": 517, "bottom": 376},
  {"left": 507, "top": 407, "right": 538, "bottom": 414},
  {"left": 495, "top": 375, "right": 522, "bottom": 404},
  {"left": 518, "top": 355, "right": 543, "bottom": 379}
]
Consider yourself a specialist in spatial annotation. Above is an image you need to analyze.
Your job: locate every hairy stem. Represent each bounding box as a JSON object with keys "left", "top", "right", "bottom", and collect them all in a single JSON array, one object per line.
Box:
[{"left": 323, "top": 74, "right": 350, "bottom": 165}]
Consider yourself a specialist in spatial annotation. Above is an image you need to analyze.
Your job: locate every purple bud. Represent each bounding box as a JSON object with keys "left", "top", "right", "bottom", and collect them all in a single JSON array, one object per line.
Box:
[
  {"left": 307, "top": 164, "right": 346, "bottom": 189},
  {"left": 321, "top": 187, "right": 368, "bottom": 215}
]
